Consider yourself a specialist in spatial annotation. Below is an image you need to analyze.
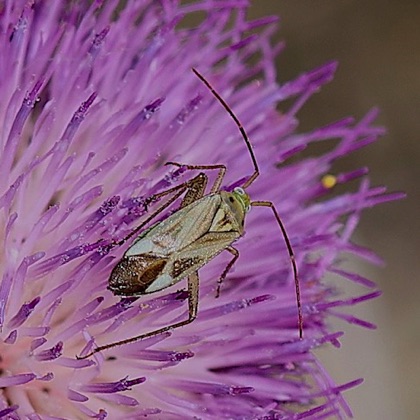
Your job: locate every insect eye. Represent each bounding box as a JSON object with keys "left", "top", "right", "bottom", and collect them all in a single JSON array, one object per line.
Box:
[{"left": 234, "top": 187, "right": 245, "bottom": 195}]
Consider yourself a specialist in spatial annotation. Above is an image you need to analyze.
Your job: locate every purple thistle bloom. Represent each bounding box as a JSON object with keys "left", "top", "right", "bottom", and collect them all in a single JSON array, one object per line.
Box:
[{"left": 0, "top": 1, "right": 404, "bottom": 419}]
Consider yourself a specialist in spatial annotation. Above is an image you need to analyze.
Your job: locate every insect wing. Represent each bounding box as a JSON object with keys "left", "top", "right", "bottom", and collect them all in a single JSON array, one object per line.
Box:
[
  {"left": 124, "top": 194, "right": 243, "bottom": 293},
  {"left": 125, "top": 194, "right": 222, "bottom": 257},
  {"left": 168, "top": 230, "right": 239, "bottom": 283}
]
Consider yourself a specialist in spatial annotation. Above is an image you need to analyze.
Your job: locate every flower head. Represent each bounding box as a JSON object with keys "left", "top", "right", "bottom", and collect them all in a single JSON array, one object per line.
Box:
[{"left": 0, "top": 1, "right": 403, "bottom": 418}]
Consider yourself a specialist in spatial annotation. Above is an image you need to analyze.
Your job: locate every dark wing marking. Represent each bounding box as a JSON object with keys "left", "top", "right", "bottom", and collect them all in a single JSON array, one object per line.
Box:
[{"left": 109, "top": 255, "right": 168, "bottom": 296}]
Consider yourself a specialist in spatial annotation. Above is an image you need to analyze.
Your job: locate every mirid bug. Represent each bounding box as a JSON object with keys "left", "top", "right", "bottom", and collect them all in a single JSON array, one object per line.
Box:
[{"left": 79, "top": 68, "right": 302, "bottom": 359}]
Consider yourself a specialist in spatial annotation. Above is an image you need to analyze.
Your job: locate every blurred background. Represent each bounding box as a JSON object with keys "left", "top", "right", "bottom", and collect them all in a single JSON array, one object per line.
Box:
[{"left": 248, "top": 2, "right": 419, "bottom": 419}]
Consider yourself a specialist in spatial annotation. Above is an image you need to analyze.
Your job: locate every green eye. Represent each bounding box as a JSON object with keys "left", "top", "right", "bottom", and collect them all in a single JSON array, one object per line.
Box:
[
  {"left": 234, "top": 187, "right": 245, "bottom": 195},
  {"left": 233, "top": 187, "right": 251, "bottom": 212}
]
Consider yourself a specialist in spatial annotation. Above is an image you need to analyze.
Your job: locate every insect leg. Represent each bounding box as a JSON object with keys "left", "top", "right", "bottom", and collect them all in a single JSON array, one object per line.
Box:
[
  {"left": 166, "top": 161, "right": 226, "bottom": 193},
  {"left": 79, "top": 272, "right": 199, "bottom": 358},
  {"left": 251, "top": 200, "right": 303, "bottom": 338},
  {"left": 216, "top": 246, "right": 239, "bottom": 298},
  {"left": 179, "top": 172, "right": 208, "bottom": 208}
]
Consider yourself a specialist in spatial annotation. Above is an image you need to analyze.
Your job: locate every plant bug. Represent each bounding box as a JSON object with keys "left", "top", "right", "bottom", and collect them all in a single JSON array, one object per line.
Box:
[{"left": 79, "top": 68, "right": 302, "bottom": 359}]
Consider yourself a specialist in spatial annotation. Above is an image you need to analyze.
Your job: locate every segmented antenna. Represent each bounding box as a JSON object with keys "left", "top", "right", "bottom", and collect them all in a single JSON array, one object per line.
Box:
[{"left": 192, "top": 68, "right": 259, "bottom": 188}]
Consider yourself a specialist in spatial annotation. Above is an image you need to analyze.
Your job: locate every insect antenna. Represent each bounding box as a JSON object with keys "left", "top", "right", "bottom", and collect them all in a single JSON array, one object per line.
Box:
[
  {"left": 251, "top": 200, "right": 303, "bottom": 338},
  {"left": 193, "top": 67, "right": 303, "bottom": 338},
  {"left": 192, "top": 68, "right": 259, "bottom": 188}
]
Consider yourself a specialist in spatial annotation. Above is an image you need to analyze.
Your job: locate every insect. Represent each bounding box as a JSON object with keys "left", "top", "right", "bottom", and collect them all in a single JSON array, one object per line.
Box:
[{"left": 79, "top": 68, "right": 302, "bottom": 359}]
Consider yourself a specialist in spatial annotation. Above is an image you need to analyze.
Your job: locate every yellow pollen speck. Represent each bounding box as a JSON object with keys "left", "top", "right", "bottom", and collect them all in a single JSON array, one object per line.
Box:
[{"left": 321, "top": 174, "right": 337, "bottom": 189}]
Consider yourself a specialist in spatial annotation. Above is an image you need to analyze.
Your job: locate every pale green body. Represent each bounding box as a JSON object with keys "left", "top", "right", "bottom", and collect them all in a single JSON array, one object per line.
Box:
[{"left": 108, "top": 189, "right": 250, "bottom": 296}]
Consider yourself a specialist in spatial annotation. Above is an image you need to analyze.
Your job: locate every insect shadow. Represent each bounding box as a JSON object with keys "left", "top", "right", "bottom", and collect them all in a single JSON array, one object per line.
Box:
[{"left": 78, "top": 68, "right": 302, "bottom": 359}]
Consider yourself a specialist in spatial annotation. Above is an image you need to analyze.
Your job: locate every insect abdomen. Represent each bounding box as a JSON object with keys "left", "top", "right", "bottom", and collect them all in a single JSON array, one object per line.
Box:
[{"left": 108, "top": 255, "right": 168, "bottom": 296}]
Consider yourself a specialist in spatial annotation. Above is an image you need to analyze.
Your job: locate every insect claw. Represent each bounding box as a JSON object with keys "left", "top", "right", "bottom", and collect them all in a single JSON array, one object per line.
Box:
[
  {"left": 75, "top": 352, "right": 91, "bottom": 360},
  {"left": 142, "top": 198, "right": 151, "bottom": 212},
  {"left": 164, "top": 161, "right": 183, "bottom": 168}
]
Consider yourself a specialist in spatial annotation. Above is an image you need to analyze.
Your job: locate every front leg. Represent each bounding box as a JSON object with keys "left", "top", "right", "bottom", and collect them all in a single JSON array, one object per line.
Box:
[
  {"left": 166, "top": 161, "right": 226, "bottom": 194},
  {"left": 114, "top": 172, "right": 209, "bottom": 248}
]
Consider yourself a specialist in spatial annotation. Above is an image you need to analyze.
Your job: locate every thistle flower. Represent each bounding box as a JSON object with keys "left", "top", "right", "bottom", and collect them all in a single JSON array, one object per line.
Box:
[{"left": 0, "top": 1, "right": 404, "bottom": 419}]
